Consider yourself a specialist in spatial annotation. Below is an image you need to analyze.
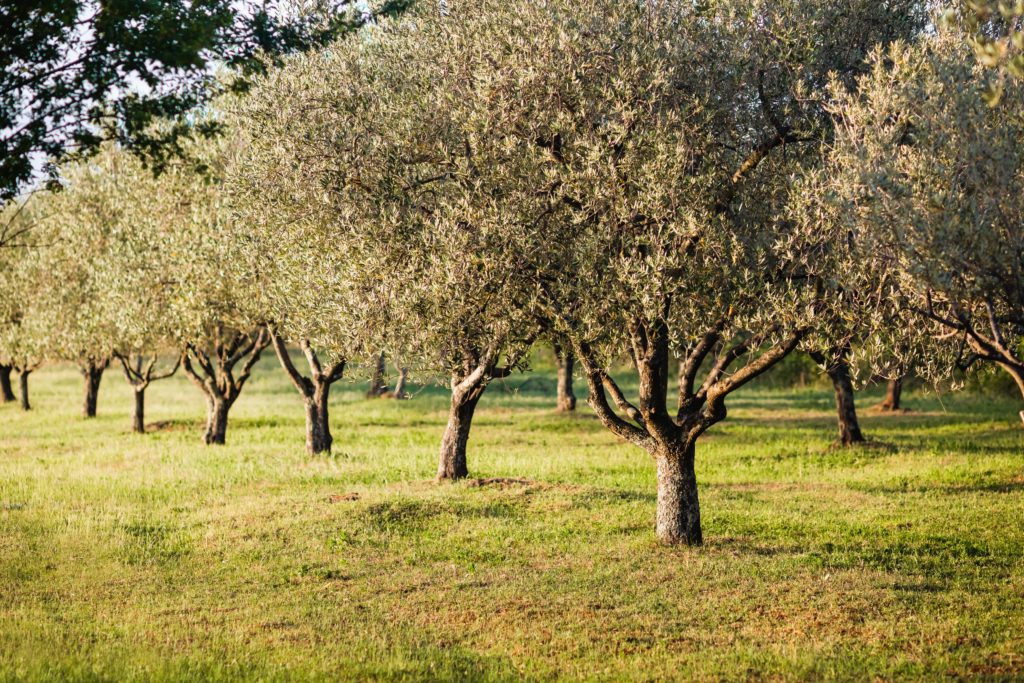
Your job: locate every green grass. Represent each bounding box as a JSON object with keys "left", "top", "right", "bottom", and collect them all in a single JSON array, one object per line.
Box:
[{"left": 1, "top": 355, "right": 1023, "bottom": 681}]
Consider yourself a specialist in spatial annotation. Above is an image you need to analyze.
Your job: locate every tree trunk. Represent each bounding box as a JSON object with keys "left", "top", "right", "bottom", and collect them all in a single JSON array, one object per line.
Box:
[
  {"left": 304, "top": 384, "right": 332, "bottom": 455},
  {"left": 437, "top": 382, "right": 485, "bottom": 481},
  {"left": 203, "top": 397, "right": 231, "bottom": 445},
  {"left": 829, "top": 360, "right": 864, "bottom": 445},
  {"left": 367, "top": 352, "right": 387, "bottom": 398},
  {"left": 81, "top": 361, "right": 106, "bottom": 418},
  {"left": 812, "top": 348, "right": 865, "bottom": 446},
  {"left": 18, "top": 370, "right": 31, "bottom": 411},
  {"left": 1002, "top": 363, "right": 1024, "bottom": 427},
  {"left": 391, "top": 367, "right": 409, "bottom": 399},
  {"left": 880, "top": 377, "right": 903, "bottom": 411},
  {"left": 0, "top": 365, "right": 14, "bottom": 403},
  {"left": 655, "top": 442, "right": 702, "bottom": 546},
  {"left": 132, "top": 388, "right": 146, "bottom": 434},
  {"left": 555, "top": 347, "right": 576, "bottom": 412}
]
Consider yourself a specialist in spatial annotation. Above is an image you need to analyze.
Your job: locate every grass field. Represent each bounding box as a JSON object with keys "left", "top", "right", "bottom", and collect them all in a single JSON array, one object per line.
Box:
[{"left": 1, "top": 354, "right": 1023, "bottom": 681}]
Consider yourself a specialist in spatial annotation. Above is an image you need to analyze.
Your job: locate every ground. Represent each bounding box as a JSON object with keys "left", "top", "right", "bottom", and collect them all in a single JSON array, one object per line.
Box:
[{"left": 1, "top": 355, "right": 1023, "bottom": 681}]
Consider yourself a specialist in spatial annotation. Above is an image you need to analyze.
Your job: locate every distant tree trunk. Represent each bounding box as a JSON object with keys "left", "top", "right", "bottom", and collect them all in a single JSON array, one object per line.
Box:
[
  {"left": 554, "top": 344, "right": 576, "bottom": 412},
  {"left": 270, "top": 332, "right": 345, "bottom": 455},
  {"left": 437, "top": 378, "right": 486, "bottom": 480},
  {"left": 118, "top": 353, "right": 180, "bottom": 434},
  {"left": 132, "top": 387, "right": 146, "bottom": 434},
  {"left": 182, "top": 325, "right": 270, "bottom": 446},
  {"left": 367, "top": 352, "right": 387, "bottom": 398},
  {"left": 203, "top": 396, "right": 232, "bottom": 445},
  {"left": 391, "top": 366, "right": 409, "bottom": 399},
  {"left": 655, "top": 441, "right": 701, "bottom": 545},
  {"left": 435, "top": 345, "right": 531, "bottom": 482},
  {"left": 80, "top": 358, "right": 109, "bottom": 418},
  {"left": 0, "top": 365, "right": 14, "bottom": 403},
  {"left": 880, "top": 377, "right": 903, "bottom": 412},
  {"left": 18, "top": 369, "right": 30, "bottom": 411},
  {"left": 811, "top": 345, "right": 865, "bottom": 446}
]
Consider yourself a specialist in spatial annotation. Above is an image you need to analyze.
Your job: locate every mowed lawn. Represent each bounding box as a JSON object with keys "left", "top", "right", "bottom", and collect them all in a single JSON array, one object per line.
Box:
[{"left": 1, "top": 355, "right": 1023, "bottom": 681}]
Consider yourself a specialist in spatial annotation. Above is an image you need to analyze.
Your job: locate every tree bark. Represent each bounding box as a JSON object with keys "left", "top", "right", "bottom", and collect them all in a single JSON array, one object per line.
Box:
[
  {"left": 0, "top": 365, "right": 14, "bottom": 403},
  {"left": 1001, "top": 363, "right": 1024, "bottom": 427},
  {"left": 304, "top": 384, "right": 333, "bottom": 455},
  {"left": 555, "top": 345, "right": 576, "bottom": 412},
  {"left": 367, "top": 352, "right": 387, "bottom": 398},
  {"left": 18, "top": 369, "right": 31, "bottom": 411},
  {"left": 182, "top": 326, "right": 269, "bottom": 446},
  {"left": 391, "top": 367, "right": 409, "bottom": 399},
  {"left": 203, "top": 397, "right": 231, "bottom": 445},
  {"left": 880, "top": 377, "right": 903, "bottom": 412},
  {"left": 437, "top": 379, "right": 486, "bottom": 480},
  {"left": 811, "top": 347, "right": 865, "bottom": 446},
  {"left": 132, "top": 388, "right": 146, "bottom": 434},
  {"left": 830, "top": 359, "right": 864, "bottom": 445},
  {"left": 80, "top": 359, "right": 108, "bottom": 418},
  {"left": 655, "top": 442, "right": 702, "bottom": 546}
]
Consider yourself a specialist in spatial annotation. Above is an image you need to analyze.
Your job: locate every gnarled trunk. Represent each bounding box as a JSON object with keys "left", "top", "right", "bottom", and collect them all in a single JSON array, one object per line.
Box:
[
  {"left": 437, "top": 379, "right": 486, "bottom": 480},
  {"left": 132, "top": 388, "right": 146, "bottom": 434},
  {"left": 0, "top": 365, "right": 14, "bottom": 403},
  {"left": 80, "top": 359, "right": 108, "bottom": 418},
  {"left": 304, "top": 385, "right": 332, "bottom": 455},
  {"left": 655, "top": 442, "right": 702, "bottom": 546},
  {"left": 880, "top": 377, "right": 903, "bottom": 412},
  {"left": 555, "top": 346, "right": 576, "bottom": 412},
  {"left": 203, "top": 397, "right": 231, "bottom": 445},
  {"left": 18, "top": 370, "right": 31, "bottom": 411},
  {"left": 183, "top": 326, "right": 270, "bottom": 446}
]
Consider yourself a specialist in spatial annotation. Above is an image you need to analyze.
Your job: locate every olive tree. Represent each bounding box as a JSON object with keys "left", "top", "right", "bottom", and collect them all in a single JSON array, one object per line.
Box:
[
  {"left": 818, "top": 33, "right": 1024, "bottom": 424},
  {"left": 164, "top": 135, "right": 270, "bottom": 446},
  {"left": 229, "top": 24, "right": 553, "bottom": 475},
  {"left": 71, "top": 145, "right": 186, "bottom": 433},
  {"left": 413, "top": 0, "right": 922, "bottom": 544},
  {"left": 36, "top": 152, "right": 133, "bottom": 418},
  {"left": 0, "top": 211, "right": 49, "bottom": 410},
  {"left": 223, "top": 88, "right": 371, "bottom": 455}
]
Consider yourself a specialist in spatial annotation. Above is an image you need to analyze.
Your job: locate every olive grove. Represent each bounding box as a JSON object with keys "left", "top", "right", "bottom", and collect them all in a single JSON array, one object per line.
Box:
[
  {"left": 815, "top": 32, "right": 1024, "bottom": 424},
  {"left": 3, "top": 0, "right": 1022, "bottom": 552}
]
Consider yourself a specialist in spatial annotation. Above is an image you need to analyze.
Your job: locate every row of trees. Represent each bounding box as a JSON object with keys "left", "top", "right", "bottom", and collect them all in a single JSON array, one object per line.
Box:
[{"left": 2, "top": 0, "right": 1021, "bottom": 545}]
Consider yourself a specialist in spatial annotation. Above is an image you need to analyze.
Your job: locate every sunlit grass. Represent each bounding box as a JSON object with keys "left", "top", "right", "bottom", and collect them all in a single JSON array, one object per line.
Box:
[{"left": 1, "top": 355, "right": 1022, "bottom": 681}]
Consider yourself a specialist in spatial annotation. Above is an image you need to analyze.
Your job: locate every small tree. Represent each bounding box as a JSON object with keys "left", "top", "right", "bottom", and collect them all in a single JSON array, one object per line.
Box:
[
  {"left": 820, "top": 34, "right": 1024, "bottom": 424},
  {"left": 0, "top": 212, "right": 49, "bottom": 410},
  {"left": 64, "top": 144, "right": 188, "bottom": 433},
  {"left": 230, "top": 28, "right": 550, "bottom": 474},
  {"left": 161, "top": 134, "right": 271, "bottom": 445}
]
